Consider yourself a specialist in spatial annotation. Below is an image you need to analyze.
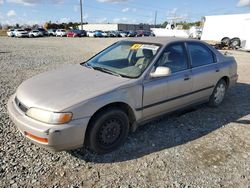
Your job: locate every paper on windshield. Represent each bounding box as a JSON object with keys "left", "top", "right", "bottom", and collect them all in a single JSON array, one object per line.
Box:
[{"left": 131, "top": 44, "right": 159, "bottom": 51}]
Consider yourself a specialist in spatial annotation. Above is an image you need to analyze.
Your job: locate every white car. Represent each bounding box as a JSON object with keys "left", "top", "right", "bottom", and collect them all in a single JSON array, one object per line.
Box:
[
  {"left": 14, "top": 29, "right": 29, "bottom": 38},
  {"left": 7, "top": 29, "right": 15, "bottom": 37},
  {"left": 29, "top": 30, "right": 43, "bottom": 38},
  {"left": 87, "top": 31, "right": 95, "bottom": 37},
  {"left": 102, "top": 32, "right": 108, "bottom": 37},
  {"left": 120, "top": 32, "right": 128, "bottom": 37},
  {"left": 55, "top": 29, "right": 67, "bottom": 37}
]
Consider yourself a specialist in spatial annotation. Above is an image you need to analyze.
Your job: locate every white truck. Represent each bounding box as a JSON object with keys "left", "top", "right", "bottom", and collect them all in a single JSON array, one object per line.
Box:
[{"left": 201, "top": 13, "right": 250, "bottom": 51}]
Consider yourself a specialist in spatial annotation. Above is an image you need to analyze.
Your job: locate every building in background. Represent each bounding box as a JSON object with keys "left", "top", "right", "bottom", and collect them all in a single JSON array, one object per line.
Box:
[{"left": 78, "top": 23, "right": 152, "bottom": 31}]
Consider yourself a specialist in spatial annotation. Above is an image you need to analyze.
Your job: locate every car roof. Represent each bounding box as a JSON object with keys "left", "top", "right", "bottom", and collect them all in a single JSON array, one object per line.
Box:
[{"left": 123, "top": 37, "right": 203, "bottom": 46}]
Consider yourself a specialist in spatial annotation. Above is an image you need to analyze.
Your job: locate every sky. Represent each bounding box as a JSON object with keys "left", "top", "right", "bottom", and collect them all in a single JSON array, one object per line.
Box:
[{"left": 0, "top": 0, "right": 250, "bottom": 26}]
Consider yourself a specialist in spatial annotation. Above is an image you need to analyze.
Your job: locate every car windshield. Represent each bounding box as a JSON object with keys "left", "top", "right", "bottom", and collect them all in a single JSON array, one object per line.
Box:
[{"left": 85, "top": 41, "right": 161, "bottom": 78}]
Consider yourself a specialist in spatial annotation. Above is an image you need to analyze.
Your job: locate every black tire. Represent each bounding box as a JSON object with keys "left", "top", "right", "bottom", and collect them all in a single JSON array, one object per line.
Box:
[
  {"left": 86, "top": 108, "right": 129, "bottom": 154},
  {"left": 221, "top": 37, "right": 230, "bottom": 46},
  {"left": 208, "top": 79, "right": 227, "bottom": 107},
  {"left": 230, "top": 37, "right": 241, "bottom": 48}
]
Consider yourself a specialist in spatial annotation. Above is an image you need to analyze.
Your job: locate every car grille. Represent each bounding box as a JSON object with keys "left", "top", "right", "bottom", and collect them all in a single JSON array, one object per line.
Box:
[{"left": 14, "top": 97, "right": 28, "bottom": 113}]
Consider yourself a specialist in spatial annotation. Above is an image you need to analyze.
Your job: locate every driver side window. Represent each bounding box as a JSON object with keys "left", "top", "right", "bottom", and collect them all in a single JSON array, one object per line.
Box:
[{"left": 156, "top": 43, "right": 188, "bottom": 73}]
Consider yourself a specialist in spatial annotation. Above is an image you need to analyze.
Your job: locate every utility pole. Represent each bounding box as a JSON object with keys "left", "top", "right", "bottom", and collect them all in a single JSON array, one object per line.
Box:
[
  {"left": 154, "top": 11, "right": 158, "bottom": 28},
  {"left": 80, "top": 0, "right": 83, "bottom": 30}
]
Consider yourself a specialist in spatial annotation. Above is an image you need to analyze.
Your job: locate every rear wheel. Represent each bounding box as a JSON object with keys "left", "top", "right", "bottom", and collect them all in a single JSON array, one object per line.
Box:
[
  {"left": 86, "top": 108, "right": 129, "bottom": 154},
  {"left": 209, "top": 79, "right": 227, "bottom": 107},
  {"left": 230, "top": 38, "right": 241, "bottom": 48}
]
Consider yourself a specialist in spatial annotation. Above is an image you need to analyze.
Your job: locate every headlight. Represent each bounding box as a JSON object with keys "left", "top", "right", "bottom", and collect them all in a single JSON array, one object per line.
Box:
[{"left": 26, "top": 108, "right": 72, "bottom": 124}]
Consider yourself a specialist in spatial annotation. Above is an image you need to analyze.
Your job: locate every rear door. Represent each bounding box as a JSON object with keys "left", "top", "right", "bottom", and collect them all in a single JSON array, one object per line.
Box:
[
  {"left": 186, "top": 42, "right": 221, "bottom": 101},
  {"left": 142, "top": 42, "right": 193, "bottom": 119}
]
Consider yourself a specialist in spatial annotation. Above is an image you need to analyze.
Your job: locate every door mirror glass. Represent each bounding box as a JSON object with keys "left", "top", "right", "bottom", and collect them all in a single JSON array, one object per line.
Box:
[{"left": 150, "top": 66, "right": 171, "bottom": 78}]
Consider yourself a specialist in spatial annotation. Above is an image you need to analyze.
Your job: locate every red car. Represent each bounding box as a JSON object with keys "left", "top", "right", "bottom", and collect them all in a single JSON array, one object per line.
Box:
[{"left": 67, "top": 30, "right": 86, "bottom": 37}]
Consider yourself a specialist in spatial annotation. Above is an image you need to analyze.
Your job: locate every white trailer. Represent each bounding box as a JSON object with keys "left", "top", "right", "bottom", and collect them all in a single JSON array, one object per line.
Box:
[{"left": 201, "top": 13, "right": 250, "bottom": 51}]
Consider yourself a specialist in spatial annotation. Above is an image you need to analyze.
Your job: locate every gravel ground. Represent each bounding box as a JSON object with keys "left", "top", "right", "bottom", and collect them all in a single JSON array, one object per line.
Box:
[{"left": 0, "top": 37, "right": 250, "bottom": 188}]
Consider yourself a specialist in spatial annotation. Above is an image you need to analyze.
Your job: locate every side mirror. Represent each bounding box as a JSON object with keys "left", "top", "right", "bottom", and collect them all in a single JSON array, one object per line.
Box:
[{"left": 150, "top": 66, "right": 171, "bottom": 78}]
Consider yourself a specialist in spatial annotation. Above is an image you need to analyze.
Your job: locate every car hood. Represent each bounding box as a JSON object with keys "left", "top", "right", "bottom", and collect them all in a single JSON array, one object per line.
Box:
[{"left": 16, "top": 65, "right": 130, "bottom": 112}]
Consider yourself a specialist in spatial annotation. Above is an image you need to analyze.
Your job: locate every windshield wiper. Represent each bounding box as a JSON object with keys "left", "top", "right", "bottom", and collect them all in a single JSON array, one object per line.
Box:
[
  {"left": 83, "top": 63, "right": 94, "bottom": 70},
  {"left": 92, "top": 66, "right": 122, "bottom": 77}
]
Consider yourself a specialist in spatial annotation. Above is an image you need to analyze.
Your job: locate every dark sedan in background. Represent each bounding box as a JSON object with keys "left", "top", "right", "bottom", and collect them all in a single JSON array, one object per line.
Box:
[{"left": 67, "top": 30, "right": 87, "bottom": 37}]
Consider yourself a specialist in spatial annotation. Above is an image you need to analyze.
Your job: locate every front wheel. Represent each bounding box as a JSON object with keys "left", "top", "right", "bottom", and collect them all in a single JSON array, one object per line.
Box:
[
  {"left": 209, "top": 79, "right": 227, "bottom": 107},
  {"left": 86, "top": 108, "right": 129, "bottom": 154}
]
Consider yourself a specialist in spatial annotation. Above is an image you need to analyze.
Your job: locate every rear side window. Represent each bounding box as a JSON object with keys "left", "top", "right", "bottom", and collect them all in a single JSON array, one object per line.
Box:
[{"left": 187, "top": 43, "right": 215, "bottom": 68}]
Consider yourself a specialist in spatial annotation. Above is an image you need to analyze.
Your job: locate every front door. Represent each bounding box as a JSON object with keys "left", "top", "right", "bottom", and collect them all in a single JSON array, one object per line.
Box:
[{"left": 142, "top": 42, "right": 193, "bottom": 120}]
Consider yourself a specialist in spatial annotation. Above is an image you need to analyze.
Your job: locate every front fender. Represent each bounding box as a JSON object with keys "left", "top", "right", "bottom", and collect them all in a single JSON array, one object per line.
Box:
[{"left": 65, "top": 84, "right": 143, "bottom": 121}]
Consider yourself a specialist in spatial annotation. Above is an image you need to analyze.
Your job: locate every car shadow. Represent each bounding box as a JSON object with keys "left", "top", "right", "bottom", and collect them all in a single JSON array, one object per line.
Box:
[
  {"left": 0, "top": 52, "right": 11, "bottom": 54},
  {"left": 69, "top": 82, "right": 250, "bottom": 163}
]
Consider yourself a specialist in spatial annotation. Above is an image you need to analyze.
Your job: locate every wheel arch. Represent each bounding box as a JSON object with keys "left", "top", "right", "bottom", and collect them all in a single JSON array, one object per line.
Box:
[
  {"left": 220, "top": 76, "right": 230, "bottom": 88},
  {"left": 87, "top": 102, "right": 136, "bottom": 130}
]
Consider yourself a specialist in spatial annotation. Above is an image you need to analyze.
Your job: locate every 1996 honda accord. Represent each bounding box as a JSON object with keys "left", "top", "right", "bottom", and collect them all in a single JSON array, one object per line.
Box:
[{"left": 8, "top": 38, "right": 238, "bottom": 154}]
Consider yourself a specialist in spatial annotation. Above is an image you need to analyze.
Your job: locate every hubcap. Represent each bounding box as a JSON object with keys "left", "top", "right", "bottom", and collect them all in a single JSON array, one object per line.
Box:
[
  {"left": 97, "top": 118, "right": 122, "bottom": 146},
  {"left": 232, "top": 41, "right": 238, "bottom": 46},
  {"left": 214, "top": 84, "right": 226, "bottom": 104}
]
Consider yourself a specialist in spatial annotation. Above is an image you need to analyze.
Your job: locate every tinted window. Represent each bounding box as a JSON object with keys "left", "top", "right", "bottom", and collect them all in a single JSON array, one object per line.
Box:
[
  {"left": 156, "top": 43, "right": 188, "bottom": 73},
  {"left": 188, "top": 43, "right": 214, "bottom": 67}
]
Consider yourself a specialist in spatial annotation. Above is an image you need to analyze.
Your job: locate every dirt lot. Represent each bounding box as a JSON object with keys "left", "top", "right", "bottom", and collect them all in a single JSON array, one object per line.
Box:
[{"left": 0, "top": 37, "right": 250, "bottom": 188}]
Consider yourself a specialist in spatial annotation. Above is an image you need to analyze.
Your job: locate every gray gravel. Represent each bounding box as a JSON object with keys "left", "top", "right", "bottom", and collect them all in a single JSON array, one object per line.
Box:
[{"left": 0, "top": 37, "right": 250, "bottom": 188}]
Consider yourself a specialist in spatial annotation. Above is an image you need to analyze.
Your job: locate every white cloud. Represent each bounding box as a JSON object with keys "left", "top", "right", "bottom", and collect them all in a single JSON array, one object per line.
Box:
[
  {"left": 59, "top": 17, "right": 71, "bottom": 23},
  {"left": 122, "top": 7, "right": 130, "bottom": 12},
  {"left": 6, "top": 0, "right": 40, "bottom": 6},
  {"left": 83, "top": 14, "right": 89, "bottom": 20},
  {"left": 7, "top": 10, "right": 16, "bottom": 17},
  {"left": 113, "top": 17, "right": 128, "bottom": 23},
  {"left": 96, "top": 17, "right": 108, "bottom": 23},
  {"left": 0, "top": 0, "right": 4, "bottom": 4},
  {"left": 121, "top": 7, "right": 136, "bottom": 12},
  {"left": 97, "top": 0, "right": 128, "bottom": 3},
  {"left": 112, "top": 17, "right": 137, "bottom": 23},
  {"left": 6, "top": 0, "right": 64, "bottom": 6},
  {"left": 169, "top": 8, "right": 178, "bottom": 15},
  {"left": 237, "top": 0, "right": 250, "bottom": 7},
  {"left": 73, "top": 5, "right": 79, "bottom": 12}
]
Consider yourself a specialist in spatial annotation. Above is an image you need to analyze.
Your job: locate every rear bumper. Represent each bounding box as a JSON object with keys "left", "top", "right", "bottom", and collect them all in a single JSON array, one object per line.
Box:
[{"left": 7, "top": 95, "right": 90, "bottom": 151}]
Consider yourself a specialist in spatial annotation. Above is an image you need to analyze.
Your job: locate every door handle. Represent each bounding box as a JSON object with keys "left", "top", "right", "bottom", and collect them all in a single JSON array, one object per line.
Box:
[
  {"left": 184, "top": 75, "right": 191, "bottom": 81},
  {"left": 215, "top": 68, "right": 220, "bottom": 72}
]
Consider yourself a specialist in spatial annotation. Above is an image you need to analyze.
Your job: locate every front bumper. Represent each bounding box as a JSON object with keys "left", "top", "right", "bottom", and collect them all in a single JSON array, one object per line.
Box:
[{"left": 7, "top": 95, "right": 90, "bottom": 151}]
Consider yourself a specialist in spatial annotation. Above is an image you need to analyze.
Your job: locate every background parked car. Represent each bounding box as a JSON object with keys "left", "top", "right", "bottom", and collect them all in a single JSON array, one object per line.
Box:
[
  {"left": 94, "top": 30, "right": 104, "bottom": 37},
  {"left": 119, "top": 31, "right": 128, "bottom": 37},
  {"left": 37, "top": 28, "right": 48, "bottom": 36},
  {"left": 29, "top": 30, "right": 43, "bottom": 38},
  {"left": 136, "top": 30, "right": 152, "bottom": 37},
  {"left": 87, "top": 31, "right": 95, "bottom": 37},
  {"left": 7, "top": 29, "right": 15, "bottom": 37},
  {"left": 48, "top": 29, "right": 56, "bottom": 36},
  {"left": 127, "top": 31, "right": 137, "bottom": 37},
  {"left": 55, "top": 29, "right": 67, "bottom": 37},
  {"left": 107, "top": 31, "right": 121, "bottom": 37},
  {"left": 14, "top": 29, "right": 29, "bottom": 38},
  {"left": 67, "top": 30, "right": 87, "bottom": 37}
]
